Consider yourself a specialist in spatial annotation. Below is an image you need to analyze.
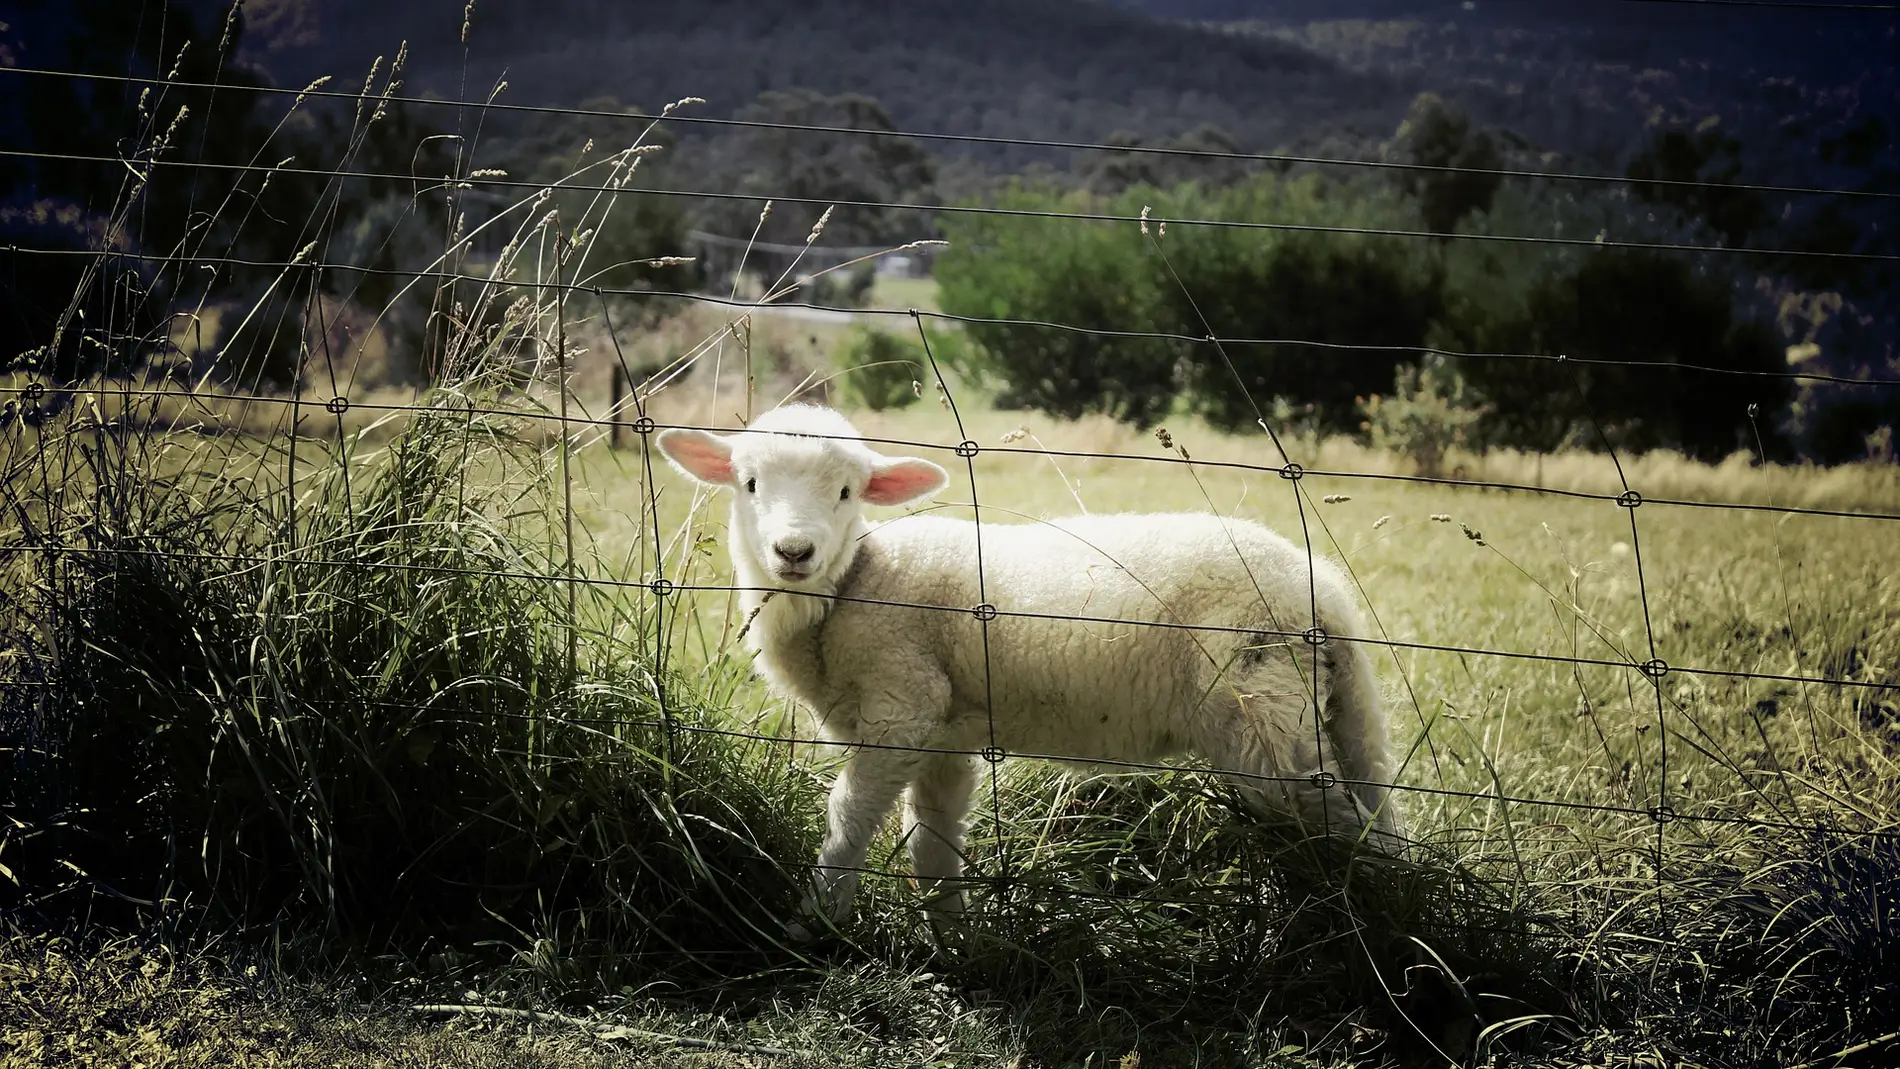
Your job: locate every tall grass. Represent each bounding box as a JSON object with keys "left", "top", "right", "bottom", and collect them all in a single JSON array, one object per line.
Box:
[{"left": 0, "top": 339, "right": 820, "bottom": 985}]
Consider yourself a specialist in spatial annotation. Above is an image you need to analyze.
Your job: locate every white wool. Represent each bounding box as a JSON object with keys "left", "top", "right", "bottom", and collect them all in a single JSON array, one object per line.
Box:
[{"left": 656, "top": 403, "right": 1402, "bottom": 934}]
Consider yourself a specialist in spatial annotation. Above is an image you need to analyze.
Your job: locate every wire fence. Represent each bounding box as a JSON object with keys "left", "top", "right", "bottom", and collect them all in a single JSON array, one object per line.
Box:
[{"left": 3, "top": 25, "right": 1899, "bottom": 1056}]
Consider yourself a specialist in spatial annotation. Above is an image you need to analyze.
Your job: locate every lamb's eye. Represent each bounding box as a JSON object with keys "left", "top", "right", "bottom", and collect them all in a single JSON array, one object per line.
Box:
[
  {"left": 840, "top": 486, "right": 851, "bottom": 501},
  {"left": 745, "top": 477, "right": 757, "bottom": 493}
]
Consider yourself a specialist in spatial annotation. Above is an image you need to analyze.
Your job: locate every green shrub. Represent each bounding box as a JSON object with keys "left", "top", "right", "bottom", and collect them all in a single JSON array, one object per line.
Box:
[
  {"left": 1434, "top": 186, "right": 1788, "bottom": 460},
  {"left": 935, "top": 184, "right": 1185, "bottom": 425},
  {"left": 1443, "top": 248, "right": 1785, "bottom": 459},
  {"left": 828, "top": 323, "right": 981, "bottom": 411},
  {"left": 1359, "top": 360, "right": 1491, "bottom": 477},
  {"left": 1158, "top": 177, "right": 1444, "bottom": 433},
  {"left": 936, "top": 175, "right": 1443, "bottom": 432},
  {"left": 830, "top": 325, "right": 925, "bottom": 411}
]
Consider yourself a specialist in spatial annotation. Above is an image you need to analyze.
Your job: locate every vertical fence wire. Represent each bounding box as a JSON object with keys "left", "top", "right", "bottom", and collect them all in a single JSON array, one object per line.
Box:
[{"left": 913, "top": 311, "right": 1011, "bottom": 902}]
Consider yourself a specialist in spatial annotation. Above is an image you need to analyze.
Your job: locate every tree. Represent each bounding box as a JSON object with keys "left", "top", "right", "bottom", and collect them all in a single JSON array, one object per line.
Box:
[
  {"left": 935, "top": 174, "right": 1441, "bottom": 432},
  {"left": 1083, "top": 124, "right": 1250, "bottom": 195},
  {"left": 1626, "top": 119, "right": 1771, "bottom": 249},
  {"left": 1395, "top": 93, "right": 1503, "bottom": 237},
  {"left": 703, "top": 89, "right": 938, "bottom": 250},
  {"left": 1463, "top": 250, "right": 1785, "bottom": 460},
  {"left": 1170, "top": 230, "right": 1443, "bottom": 434},
  {"left": 934, "top": 184, "right": 1181, "bottom": 426}
]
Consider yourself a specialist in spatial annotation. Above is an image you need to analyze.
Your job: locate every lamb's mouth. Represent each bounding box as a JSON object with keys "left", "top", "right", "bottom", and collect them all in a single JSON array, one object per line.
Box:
[{"left": 773, "top": 565, "right": 814, "bottom": 583}]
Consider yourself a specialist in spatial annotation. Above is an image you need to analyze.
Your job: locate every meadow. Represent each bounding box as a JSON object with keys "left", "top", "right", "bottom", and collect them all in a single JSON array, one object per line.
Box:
[{"left": 6, "top": 293, "right": 1898, "bottom": 1067}]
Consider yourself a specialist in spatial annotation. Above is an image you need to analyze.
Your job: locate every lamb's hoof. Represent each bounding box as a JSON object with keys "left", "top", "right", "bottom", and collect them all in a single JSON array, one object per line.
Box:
[
  {"left": 784, "top": 910, "right": 844, "bottom": 946},
  {"left": 916, "top": 892, "right": 967, "bottom": 950},
  {"left": 923, "top": 913, "right": 967, "bottom": 951}
]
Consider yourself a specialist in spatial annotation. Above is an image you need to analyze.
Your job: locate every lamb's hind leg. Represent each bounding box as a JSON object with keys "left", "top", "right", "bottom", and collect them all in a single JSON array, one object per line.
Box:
[
  {"left": 1323, "top": 638, "right": 1406, "bottom": 849},
  {"left": 905, "top": 751, "right": 977, "bottom": 922},
  {"left": 1192, "top": 667, "right": 1380, "bottom": 845}
]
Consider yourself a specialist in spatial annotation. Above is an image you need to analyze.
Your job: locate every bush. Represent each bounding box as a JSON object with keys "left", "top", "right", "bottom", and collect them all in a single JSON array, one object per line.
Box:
[
  {"left": 826, "top": 324, "right": 981, "bottom": 411},
  {"left": 936, "top": 175, "right": 1443, "bottom": 432},
  {"left": 830, "top": 325, "right": 925, "bottom": 410},
  {"left": 1360, "top": 361, "right": 1491, "bottom": 477},
  {"left": 1450, "top": 248, "right": 1786, "bottom": 459},
  {"left": 1160, "top": 177, "right": 1444, "bottom": 433},
  {"left": 936, "top": 184, "right": 1184, "bottom": 425}
]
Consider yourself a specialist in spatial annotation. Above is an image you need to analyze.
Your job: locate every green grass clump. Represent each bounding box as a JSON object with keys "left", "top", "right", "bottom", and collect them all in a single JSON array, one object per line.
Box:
[{"left": 0, "top": 357, "right": 811, "bottom": 985}]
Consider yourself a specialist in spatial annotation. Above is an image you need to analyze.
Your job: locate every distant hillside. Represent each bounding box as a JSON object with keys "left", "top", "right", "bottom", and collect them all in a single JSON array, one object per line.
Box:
[
  {"left": 226, "top": 0, "right": 1900, "bottom": 205},
  {"left": 238, "top": 0, "right": 1416, "bottom": 174},
  {"left": 1116, "top": 0, "right": 1900, "bottom": 182}
]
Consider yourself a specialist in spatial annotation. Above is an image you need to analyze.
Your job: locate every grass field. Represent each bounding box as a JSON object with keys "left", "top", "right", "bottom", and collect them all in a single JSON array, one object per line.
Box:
[
  {"left": 6, "top": 294, "right": 1899, "bottom": 1068},
  {"left": 866, "top": 275, "right": 946, "bottom": 316}
]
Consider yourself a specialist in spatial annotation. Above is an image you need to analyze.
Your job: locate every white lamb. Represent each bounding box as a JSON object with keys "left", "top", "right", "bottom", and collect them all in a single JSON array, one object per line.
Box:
[{"left": 655, "top": 403, "right": 1403, "bottom": 936}]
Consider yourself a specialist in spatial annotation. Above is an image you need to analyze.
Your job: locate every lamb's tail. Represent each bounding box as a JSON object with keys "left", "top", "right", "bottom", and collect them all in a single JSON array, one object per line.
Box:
[{"left": 1325, "top": 630, "right": 1407, "bottom": 852}]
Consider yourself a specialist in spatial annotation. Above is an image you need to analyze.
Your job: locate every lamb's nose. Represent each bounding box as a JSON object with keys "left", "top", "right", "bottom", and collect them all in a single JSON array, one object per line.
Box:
[{"left": 774, "top": 538, "right": 815, "bottom": 565}]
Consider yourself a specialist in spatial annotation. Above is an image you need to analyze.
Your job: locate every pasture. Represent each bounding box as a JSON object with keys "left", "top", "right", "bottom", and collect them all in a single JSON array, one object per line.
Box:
[{"left": 5, "top": 317, "right": 1897, "bottom": 1066}]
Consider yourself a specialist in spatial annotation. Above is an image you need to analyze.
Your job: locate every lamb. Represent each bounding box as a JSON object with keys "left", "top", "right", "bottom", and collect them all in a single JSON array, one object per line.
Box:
[{"left": 655, "top": 403, "right": 1403, "bottom": 936}]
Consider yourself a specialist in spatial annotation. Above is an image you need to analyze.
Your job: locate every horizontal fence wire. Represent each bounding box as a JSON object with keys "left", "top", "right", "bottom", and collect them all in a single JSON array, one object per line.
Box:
[{"left": 6, "top": 146, "right": 1897, "bottom": 265}]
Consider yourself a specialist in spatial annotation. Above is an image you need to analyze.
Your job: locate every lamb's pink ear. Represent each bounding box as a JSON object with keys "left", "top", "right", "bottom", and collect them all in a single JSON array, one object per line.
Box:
[
  {"left": 862, "top": 456, "right": 948, "bottom": 507},
  {"left": 654, "top": 428, "right": 736, "bottom": 487}
]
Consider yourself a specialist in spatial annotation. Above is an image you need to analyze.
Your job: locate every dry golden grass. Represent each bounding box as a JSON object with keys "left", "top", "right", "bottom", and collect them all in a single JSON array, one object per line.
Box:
[{"left": 31, "top": 295, "right": 1895, "bottom": 524}]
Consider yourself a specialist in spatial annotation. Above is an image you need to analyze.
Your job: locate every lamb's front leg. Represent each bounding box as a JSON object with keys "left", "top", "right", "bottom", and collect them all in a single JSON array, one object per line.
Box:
[
  {"left": 791, "top": 746, "right": 919, "bottom": 941},
  {"left": 792, "top": 674, "right": 953, "bottom": 942}
]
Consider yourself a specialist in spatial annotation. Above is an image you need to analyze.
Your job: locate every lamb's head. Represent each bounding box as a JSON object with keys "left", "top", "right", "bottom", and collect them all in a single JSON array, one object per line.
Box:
[{"left": 655, "top": 404, "right": 948, "bottom": 588}]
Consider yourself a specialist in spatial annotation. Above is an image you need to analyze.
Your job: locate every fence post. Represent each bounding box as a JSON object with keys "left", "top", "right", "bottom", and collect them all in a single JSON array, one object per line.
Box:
[{"left": 611, "top": 362, "right": 625, "bottom": 450}]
